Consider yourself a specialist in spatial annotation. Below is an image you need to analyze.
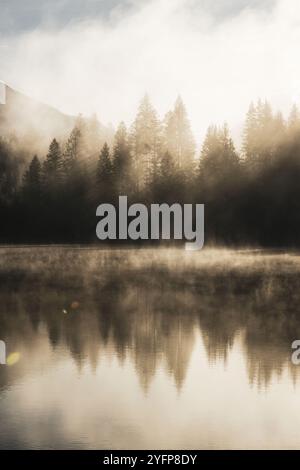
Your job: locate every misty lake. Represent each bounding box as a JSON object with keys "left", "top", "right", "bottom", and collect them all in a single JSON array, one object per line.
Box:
[{"left": 0, "top": 246, "right": 300, "bottom": 449}]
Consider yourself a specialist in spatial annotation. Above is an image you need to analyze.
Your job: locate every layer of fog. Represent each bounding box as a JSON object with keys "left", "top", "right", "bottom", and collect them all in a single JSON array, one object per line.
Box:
[{"left": 1, "top": 0, "right": 300, "bottom": 145}]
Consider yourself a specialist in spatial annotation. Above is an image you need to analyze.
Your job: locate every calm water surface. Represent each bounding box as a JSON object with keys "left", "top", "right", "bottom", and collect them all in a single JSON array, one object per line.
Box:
[{"left": 0, "top": 247, "right": 300, "bottom": 449}]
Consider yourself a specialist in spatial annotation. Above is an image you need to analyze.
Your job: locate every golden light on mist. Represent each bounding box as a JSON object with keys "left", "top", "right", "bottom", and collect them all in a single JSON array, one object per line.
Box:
[{"left": 2, "top": 0, "right": 300, "bottom": 144}]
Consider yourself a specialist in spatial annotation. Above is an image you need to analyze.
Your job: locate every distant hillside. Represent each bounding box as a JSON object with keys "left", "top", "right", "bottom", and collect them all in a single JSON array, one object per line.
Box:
[{"left": 0, "top": 82, "right": 76, "bottom": 155}]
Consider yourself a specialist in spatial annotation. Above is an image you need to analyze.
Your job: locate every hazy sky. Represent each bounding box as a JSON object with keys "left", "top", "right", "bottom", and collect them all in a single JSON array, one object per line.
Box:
[
  {"left": 0, "top": 0, "right": 298, "bottom": 145},
  {"left": 0, "top": 1, "right": 274, "bottom": 33}
]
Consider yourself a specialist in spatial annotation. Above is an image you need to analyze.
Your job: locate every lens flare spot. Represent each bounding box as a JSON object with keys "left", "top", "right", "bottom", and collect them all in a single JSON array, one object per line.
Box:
[{"left": 6, "top": 352, "right": 20, "bottom": 366}]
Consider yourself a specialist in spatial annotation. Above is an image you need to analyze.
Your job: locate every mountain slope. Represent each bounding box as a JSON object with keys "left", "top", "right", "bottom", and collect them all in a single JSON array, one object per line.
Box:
[{"left": 0, "top": 82, "right": 76, "bottom": 155}]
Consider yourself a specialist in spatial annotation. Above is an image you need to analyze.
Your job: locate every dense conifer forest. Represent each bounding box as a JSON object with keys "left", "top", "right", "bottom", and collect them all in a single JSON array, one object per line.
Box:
[{"left": 1, "top": 95, "right": 300, "bottom": 246}]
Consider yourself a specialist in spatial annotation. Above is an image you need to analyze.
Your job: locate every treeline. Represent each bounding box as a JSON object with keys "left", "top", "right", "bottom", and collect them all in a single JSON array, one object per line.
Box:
[{"left": 1, "top": 96, "right": 300, "bottom": 246}]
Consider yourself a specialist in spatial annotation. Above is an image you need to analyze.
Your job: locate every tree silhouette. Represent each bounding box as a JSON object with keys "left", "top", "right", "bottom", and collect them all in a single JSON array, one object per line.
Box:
[
  {"left": 2, "top": 95, "right": 300, "bottom": 246},
  {"left": 164, "top": 96, "right": 195, "bottom": 169},
  {"left": 0, "top": 138, "right": 19, "bottom": 204},
  {"left": 97, "top": 142, "right": 113, "bottom": 202},
  {"left": 63, "top": 127, "right": 83, "bottom": 178},
  {"left": 22, "top": 155, "right": 41, "bottom": 197},
  {"left": 43, "top": 138, "right": 63, "bottom": 191},
  {"left": 113, "top": 122, "right": 132, "bottom": 195},
  {"left": 129, "top": 95, "right": 162, "bottom": 189}
]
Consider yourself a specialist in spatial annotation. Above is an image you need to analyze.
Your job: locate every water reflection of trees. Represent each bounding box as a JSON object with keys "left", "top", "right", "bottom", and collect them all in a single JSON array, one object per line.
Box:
[{"left": 1, "top": 248, "right": 300, "bottom": 391}]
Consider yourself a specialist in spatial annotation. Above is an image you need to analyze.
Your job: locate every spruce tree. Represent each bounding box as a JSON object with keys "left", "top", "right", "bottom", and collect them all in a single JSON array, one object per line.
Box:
[
  {"left": 43, "top": 138, "right": 63, "bottom": 190},
  {"left": 0, "top": 138, "right": 18, "bottom": 203},
  {"left": 199, "top": 124, "right": 239, "bottom": 186},
  {"left": 23, "top": 155, "right": 41, "bottom": 196},
  {"left": 242, "top": 102, "right": 258, "bottom": 162},
  {"left": 63, "top": 127, "right": 82, "bottom": 178},
  {"left": 113, "top": 122, "right": 132, "bottom": 195},
  {"left": 129, "top": 95, "right": 162, "bottom": 189},
  {"left": 164, "top": 96, "right": 195, "bottom": 168},
  {"left": 97, "top": 142, "right": 113, "bottom": 201}
]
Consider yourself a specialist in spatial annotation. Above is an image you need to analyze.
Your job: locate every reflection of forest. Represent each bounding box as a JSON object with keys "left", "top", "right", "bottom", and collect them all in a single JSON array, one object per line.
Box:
[{"left": 1, "top": 247, "right": 300, "bottom": 391}]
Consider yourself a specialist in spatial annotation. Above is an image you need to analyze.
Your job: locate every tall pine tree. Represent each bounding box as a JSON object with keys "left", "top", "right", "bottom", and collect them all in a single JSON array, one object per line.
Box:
[
  {"left": 113, "top": 122, "right": 132, "bottom": 195},
  {"left": 43, "top": 138, "right": 63, "bottom": 190},
  {"left": 164, "top": 96, "right": 195, "bottom": 169},
  {"left": 97, "top": 142, "right": 113, "bottom": 201},
  {"left": 129, "top": 95, "right": 162, "bottom": 189},
  {"left": 23, "top": 155, "right": 41, "bottom": 197}
]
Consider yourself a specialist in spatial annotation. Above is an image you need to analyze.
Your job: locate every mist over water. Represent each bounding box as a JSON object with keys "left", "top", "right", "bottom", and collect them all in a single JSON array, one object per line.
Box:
[
  {"left": 0, "top": 247, "right": 300, "bottom": 449},
  {"left": 1, "top": 0, "right": 300, "bottom": 453}
]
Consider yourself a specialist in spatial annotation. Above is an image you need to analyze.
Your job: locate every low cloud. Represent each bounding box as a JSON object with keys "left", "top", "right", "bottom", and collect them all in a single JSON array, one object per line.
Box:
[{"left": 0, "top": 0, "right": 299, "bottom": 146}]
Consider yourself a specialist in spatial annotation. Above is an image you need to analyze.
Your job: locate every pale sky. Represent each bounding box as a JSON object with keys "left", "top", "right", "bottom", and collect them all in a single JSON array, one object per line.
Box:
[
  {"left": 0, "top": 0, "right": 298, "bottom": 145},
  {"left": 0, "top": 1, "right": 274, "bottom": 33}
]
